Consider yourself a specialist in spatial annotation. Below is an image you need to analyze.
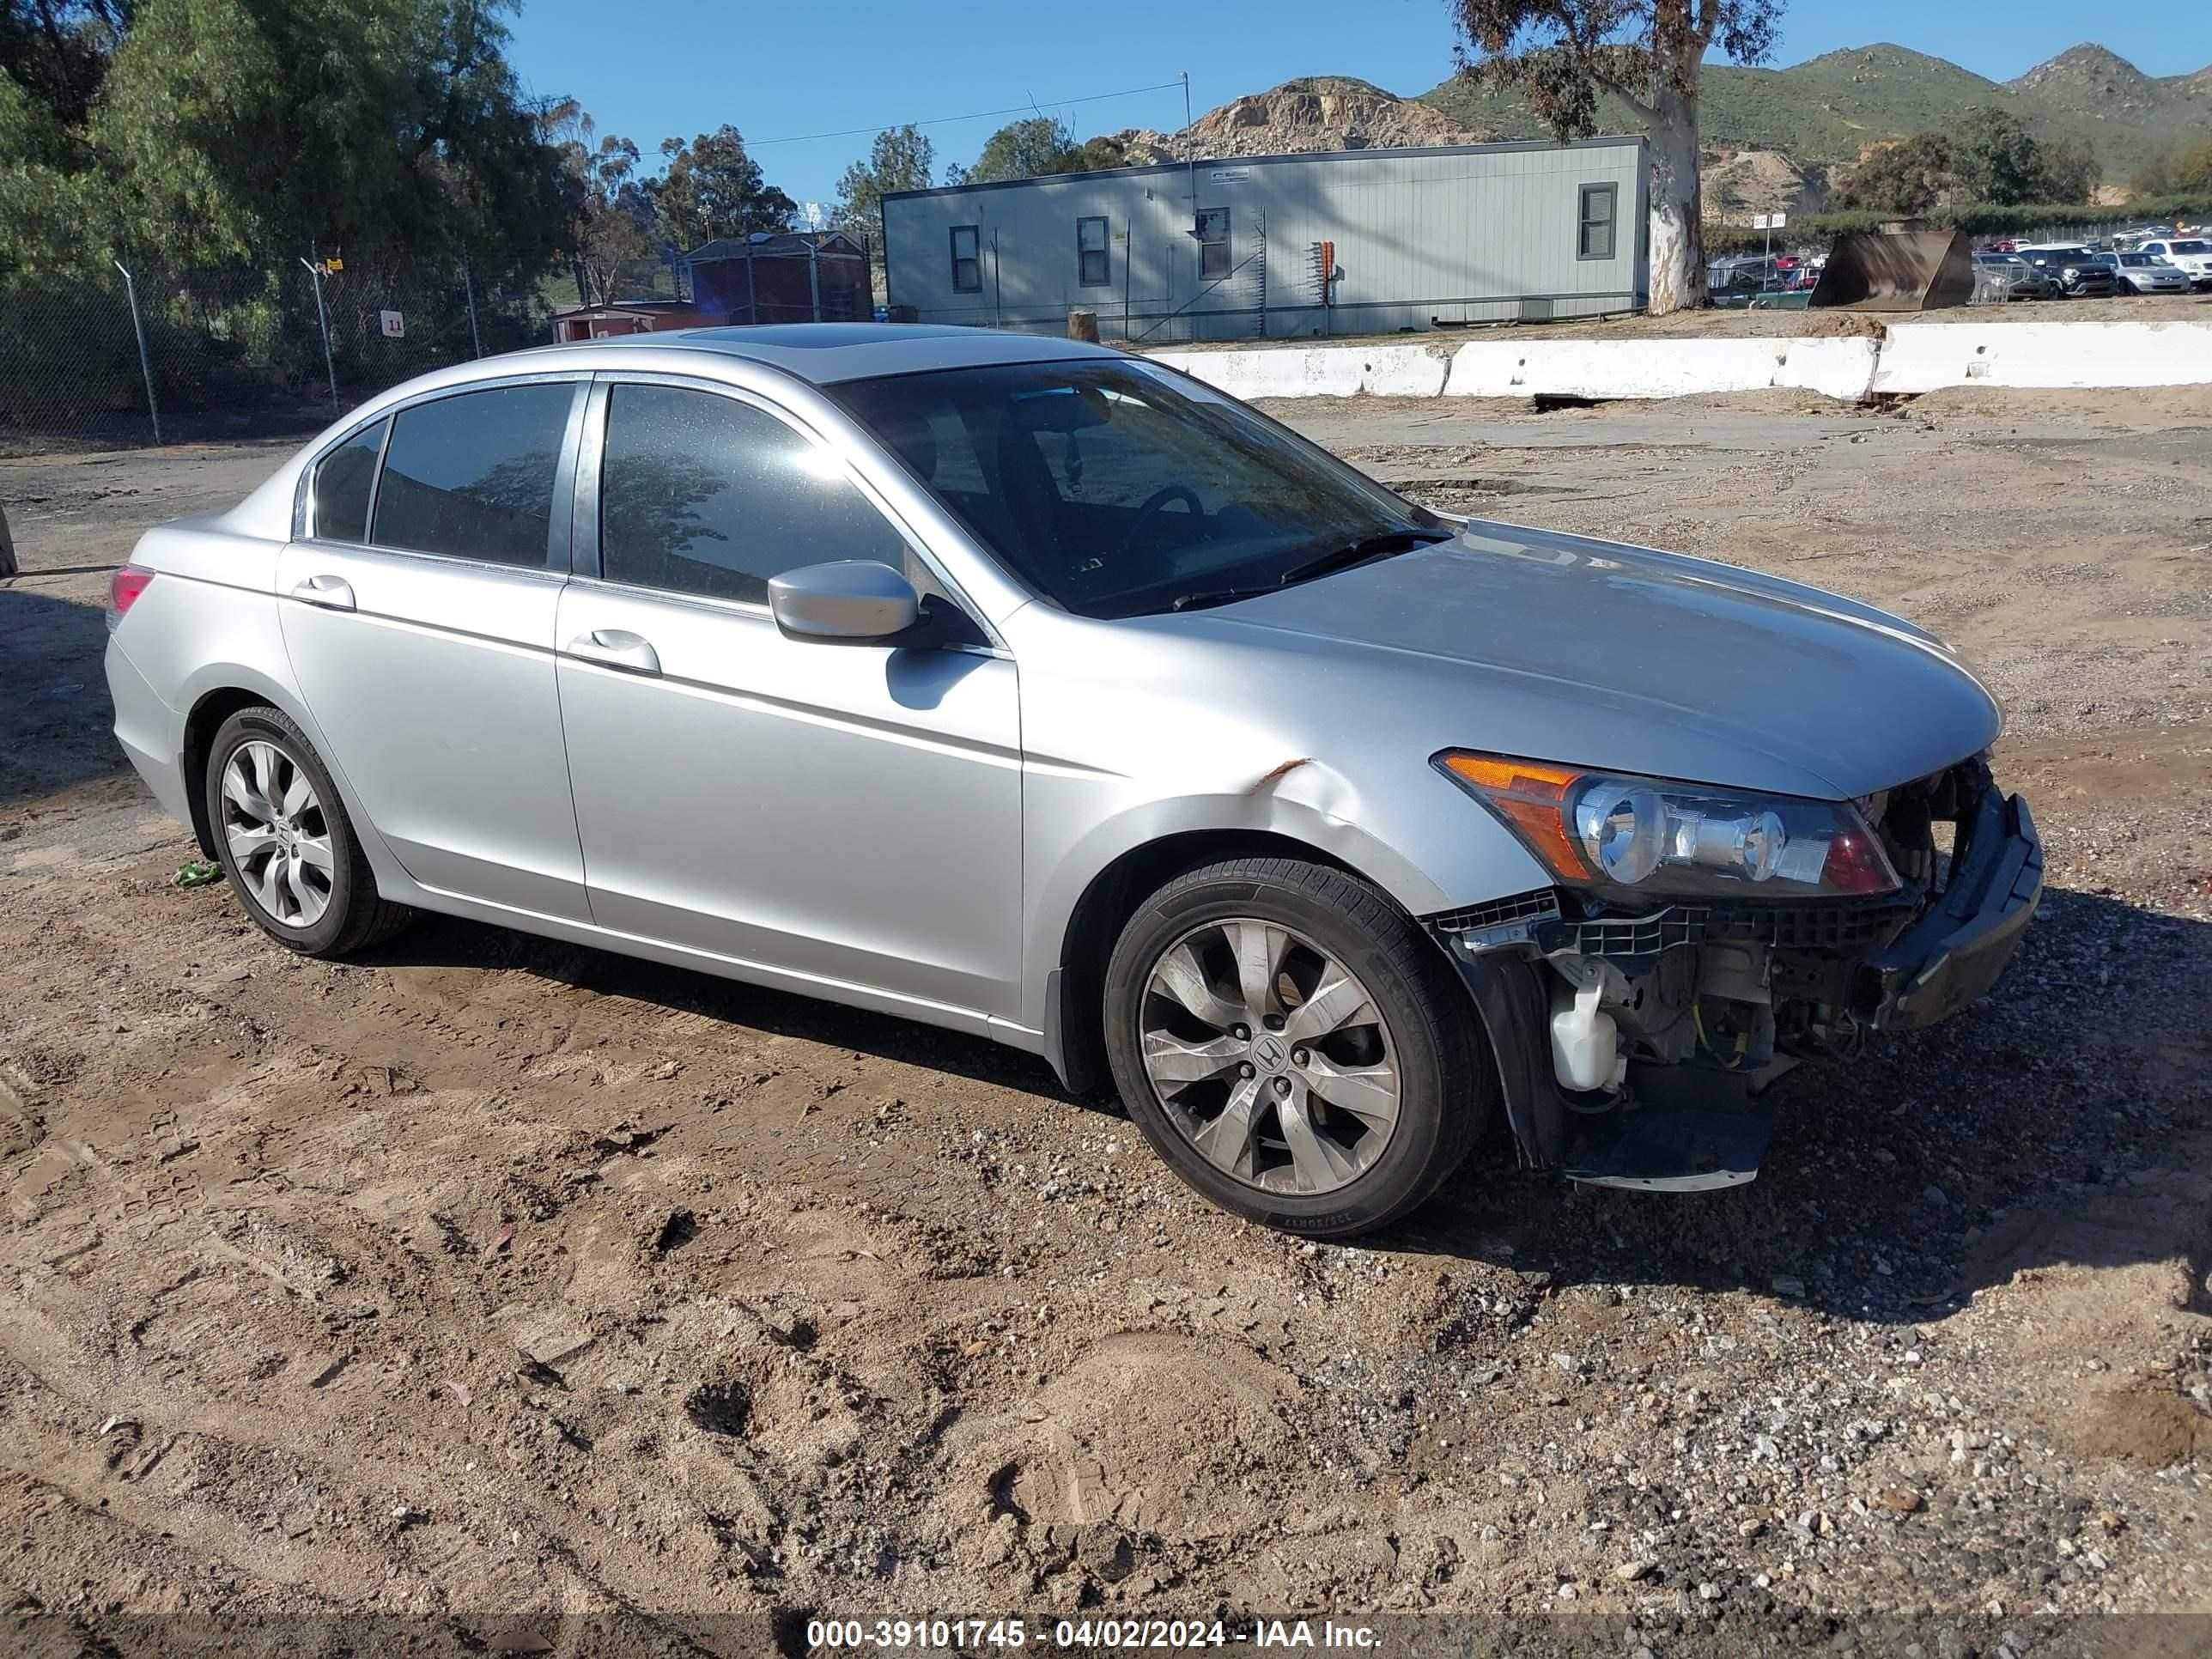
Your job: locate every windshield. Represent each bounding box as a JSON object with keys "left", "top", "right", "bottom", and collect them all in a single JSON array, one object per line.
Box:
[
  {"left": 2172, "top": 240, "right": 2209, "bottom": 254},
  {"left": 833, "top": 358, "right": 1440, "bottom": 618}
]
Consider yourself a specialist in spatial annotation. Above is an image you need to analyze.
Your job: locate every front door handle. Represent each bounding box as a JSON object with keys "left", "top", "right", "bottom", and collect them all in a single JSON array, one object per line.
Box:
[
  {"left": 564, "top": 629, "right": 660, "bottom": 676},
  {"left": 289, "top": 574, "right": 356, "bottom": 611}
]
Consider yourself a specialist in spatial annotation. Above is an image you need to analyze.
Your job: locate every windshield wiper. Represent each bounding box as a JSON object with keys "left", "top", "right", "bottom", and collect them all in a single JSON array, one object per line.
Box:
[
  {"left": 1167, "top": 583, "right": 1283, "bottom": 612},
  {"left": 1274, "top": 526, "right": 1455, "bottom": 587},
  {"left": 1163, "top": 526, "right": 1454, "bottom": 614}
]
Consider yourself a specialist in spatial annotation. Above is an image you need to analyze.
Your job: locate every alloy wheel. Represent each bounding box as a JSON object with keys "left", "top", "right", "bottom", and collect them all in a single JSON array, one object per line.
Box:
[
  {"left": 1138, "top": 918, "right": 1401, "bottom": 1197},
  {"left": 220, "top": 739, "right": 334, "bottom": 928}
]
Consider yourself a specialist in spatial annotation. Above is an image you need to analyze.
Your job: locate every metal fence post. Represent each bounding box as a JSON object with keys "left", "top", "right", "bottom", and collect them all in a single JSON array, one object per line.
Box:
[
  {"left": 112, "top": 260, "right": 163, "bottom": 445},
  {"left": 463, "top": 264, "right": 483, "bottom": 357},
  {"left": 300, "top": 257, "right": 337, "bottom": 410}
]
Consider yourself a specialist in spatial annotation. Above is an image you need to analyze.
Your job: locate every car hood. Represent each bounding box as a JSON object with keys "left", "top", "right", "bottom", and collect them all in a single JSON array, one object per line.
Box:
[{"left": 1164, "top": 519, "right": 2001, "bottom": 800}]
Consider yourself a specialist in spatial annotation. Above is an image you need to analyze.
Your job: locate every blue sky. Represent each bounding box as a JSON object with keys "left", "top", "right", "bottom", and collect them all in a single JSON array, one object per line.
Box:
[{"left": 502, "top": 1, "right": 2211, "bottom": 205}]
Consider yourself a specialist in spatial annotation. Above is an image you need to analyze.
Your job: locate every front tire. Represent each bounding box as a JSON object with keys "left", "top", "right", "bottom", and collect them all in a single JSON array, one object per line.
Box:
[
  {"left": 1103, "top": 857, "right": 1491, "bottom": 1237},
  {"left": 203, "top": 705, "right": 412, "bottom": 957}
]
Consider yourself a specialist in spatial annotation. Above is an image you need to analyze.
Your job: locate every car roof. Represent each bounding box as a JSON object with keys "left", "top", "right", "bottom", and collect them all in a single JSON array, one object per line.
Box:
[{"left": 556, "top": 323, "right": 1124, "bottom": 385}]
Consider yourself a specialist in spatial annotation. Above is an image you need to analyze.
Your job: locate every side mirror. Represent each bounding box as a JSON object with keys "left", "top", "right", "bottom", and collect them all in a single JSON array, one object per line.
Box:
[{"left": 769, "top": 561, "right": 921, "bottom": 643}]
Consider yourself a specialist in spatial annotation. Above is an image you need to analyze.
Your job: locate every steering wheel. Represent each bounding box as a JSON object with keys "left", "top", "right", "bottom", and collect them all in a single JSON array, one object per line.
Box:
[{"left": 1094, "top": 484, "right": 1206, "bottom": 574}]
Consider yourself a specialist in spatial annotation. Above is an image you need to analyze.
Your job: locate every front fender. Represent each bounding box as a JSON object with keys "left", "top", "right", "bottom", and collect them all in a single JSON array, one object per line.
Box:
[{"left": 1018, "top": 755, "right": 1553, "bottom": 1036}]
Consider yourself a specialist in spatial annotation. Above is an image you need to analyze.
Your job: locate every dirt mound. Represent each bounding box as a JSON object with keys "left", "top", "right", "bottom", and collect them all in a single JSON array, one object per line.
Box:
[
  {"left": 1704, "top": 146, "right": 1830, "bottom": 223},
  {"left": 955, "top": 1333, "right": 1304, "bottom": 1540},
  {"left": 2066, "top": 1388, "right": 2212, "bottom": 1468}
]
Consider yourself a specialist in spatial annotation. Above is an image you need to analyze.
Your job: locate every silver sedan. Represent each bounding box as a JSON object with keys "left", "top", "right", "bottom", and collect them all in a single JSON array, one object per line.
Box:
[
  {"left": 2100, "top": 252, "right": 2191, "bottom": 295},
  {"left": 104, "top": 327, "right": 2040, "bottom": 1236}
]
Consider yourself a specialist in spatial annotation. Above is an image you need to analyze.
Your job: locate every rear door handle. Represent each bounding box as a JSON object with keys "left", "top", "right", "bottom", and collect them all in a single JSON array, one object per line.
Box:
[
  {"left": 289, "top": 574, "right": 356, "bottom": 611},
  {"left": 563, "top": 629, "right": 660, "bottom": 676}
]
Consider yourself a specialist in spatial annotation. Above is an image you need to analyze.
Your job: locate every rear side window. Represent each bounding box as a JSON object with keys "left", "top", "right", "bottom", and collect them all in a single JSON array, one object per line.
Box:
[
  {"left": 371, "top": 385, "right": 575, "bottom": 567},
  {"left": 599, "top": 385, "right": 908, "bottom": 605},
  {"left": 313, "top": 419, "right": 386, "bottom": 542}
]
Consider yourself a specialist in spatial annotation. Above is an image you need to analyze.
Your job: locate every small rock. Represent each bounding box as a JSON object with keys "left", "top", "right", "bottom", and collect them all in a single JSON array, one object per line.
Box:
[
  {"left": 1880, "top": 1489, "right": 1924, "bottom": 1514},
  {"left": 1615, "top": 1559, "right": 1654, "bottom": 1582},
  {"left": 1698, "top": 1581, "right": 1723, "bottom": 1601},
  {"left": 1771, "top": 1275, "right": 1807, "bottom": 1298}
]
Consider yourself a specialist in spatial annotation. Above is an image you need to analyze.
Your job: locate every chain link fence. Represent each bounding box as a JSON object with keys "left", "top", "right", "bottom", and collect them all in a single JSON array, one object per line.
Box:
[{"left": 1, "top": 258, "right": 548, "bottom": 454}]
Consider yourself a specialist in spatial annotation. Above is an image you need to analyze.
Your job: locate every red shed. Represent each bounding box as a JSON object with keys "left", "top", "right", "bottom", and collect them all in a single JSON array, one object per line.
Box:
[
  {"left": 550, "top": 298, "right": 712, "bottom": 343},
  {"left": 686, "top": 232, "right": 873, "bottom": 325}
]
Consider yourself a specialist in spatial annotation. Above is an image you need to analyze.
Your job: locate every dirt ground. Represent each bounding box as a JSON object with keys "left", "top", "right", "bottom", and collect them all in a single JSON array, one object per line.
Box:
[{"left": 3, "top": 384, "right": 2211, "bottom": 1656}]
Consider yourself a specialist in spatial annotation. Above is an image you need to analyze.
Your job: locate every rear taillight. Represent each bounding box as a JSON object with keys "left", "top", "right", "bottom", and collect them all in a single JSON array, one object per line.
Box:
[{"left": 108, "top": 564, "right": 155, "bottom": 625}]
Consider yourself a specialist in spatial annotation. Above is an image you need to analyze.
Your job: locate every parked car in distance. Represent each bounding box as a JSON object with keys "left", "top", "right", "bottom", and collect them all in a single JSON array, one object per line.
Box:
[
  {"left": 102, "top": 327, "right": 2043, "bottom": 1237},
  {"left": 2135, "top": 239, "right": 2212, "bottom": 289},
  {"left": 1972, "top": 252, "right": 2055, "bottom": 302},
  {"left": 2095, "top": 251, "right": 2191, "bottom": 295},
  {"left": 2014, "top": 245, "right": 2118, "bottom": 296}
]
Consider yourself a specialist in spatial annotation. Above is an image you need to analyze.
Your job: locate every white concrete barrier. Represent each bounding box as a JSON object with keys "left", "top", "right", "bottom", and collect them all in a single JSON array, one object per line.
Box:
[
  {"left": 1149, "top": 342, "right": 1449, "bottom": 400},
  {"left": 1146, "top": 320, "right": 2212, "bottom": 404},
  {"left": 1871, "top": 319, "right": 2212, "bottom": 393},
  {"left": 1442, "top": 337, "right": 1879, "bottom": 402}
]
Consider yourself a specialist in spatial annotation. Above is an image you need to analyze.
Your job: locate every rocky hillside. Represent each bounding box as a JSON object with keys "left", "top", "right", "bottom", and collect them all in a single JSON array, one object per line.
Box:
[
  {"left": 1091, "top": 43, "right": 2209, "bottom": 205},
  {"left": 1107, "top": 77, "right": 1491, "bottom": 167},
  {"left": 1422, "top": 40, "right": 2210, "bottom": 175},
  {"left": 2006, "top": 43, "right": 2212, "bottom": 133}
]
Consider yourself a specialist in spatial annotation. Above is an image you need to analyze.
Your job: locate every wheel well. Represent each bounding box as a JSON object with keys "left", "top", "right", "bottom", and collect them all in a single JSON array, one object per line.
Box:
[
  {"left": 1050, "top": 830, "right": 1364, "bottom": 1097},
  {"left": 179, "top": 688, "right": 270, "bottom": 860}
]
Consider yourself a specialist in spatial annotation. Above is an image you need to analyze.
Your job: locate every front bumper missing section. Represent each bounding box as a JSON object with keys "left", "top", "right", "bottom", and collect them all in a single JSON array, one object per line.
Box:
[
  {"left": 1441, "top": 772, "right": 2043, "bottom": 1193},
  {"left": 1860, "top": 787, "right": 2043, "bottom": 1031}
]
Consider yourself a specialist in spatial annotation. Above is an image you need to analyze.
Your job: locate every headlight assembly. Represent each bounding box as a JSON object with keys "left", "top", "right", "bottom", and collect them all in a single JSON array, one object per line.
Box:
[{"left": 1435, "top": 751, "right": 1900, "bottom": 899}]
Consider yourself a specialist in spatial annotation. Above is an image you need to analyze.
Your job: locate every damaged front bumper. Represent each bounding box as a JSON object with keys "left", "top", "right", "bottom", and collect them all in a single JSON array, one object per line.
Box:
[
  {"left": 1860, "top": 787, "right": 2042, "bottom": 1031},
  {"left": 1428, "top": 759, "right": 2043, "bottom": 1191}
]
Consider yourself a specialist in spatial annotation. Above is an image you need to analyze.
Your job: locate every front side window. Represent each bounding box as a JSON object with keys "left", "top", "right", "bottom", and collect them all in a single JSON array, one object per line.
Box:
[
  {"left": 951, "top": 225, "right": 981, "bottom": 293},
  {"left": 371, "top": 385, "right": 574, "bottom": 567},
  {"left": 833, "top": 359, "right": 1441, "bottom": 620},
  {"left": 1196, "top": 208, "right": 1230, "bottom": 281},
  {"left": 1578, "top": 183, "right": 1617, "bottom": 260},
  {"left": 599, "top": 384, "right": 908, "bottom": 605},
  {"left": 313, "top": 418, "right": 386, "bottom": 542},
  {"left": 1078, "top": 216, "right": 1109, "bottom": 287}
]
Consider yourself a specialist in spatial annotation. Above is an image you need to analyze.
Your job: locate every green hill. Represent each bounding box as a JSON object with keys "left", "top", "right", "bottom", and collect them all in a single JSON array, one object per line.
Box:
[{"left": 1420, "top": 40, "right": 2212, "bottom": 175}]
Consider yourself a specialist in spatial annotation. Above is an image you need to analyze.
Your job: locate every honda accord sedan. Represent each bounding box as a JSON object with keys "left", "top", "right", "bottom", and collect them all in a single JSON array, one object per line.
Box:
[{"left": 104, "top": 326, "right": 2041, "bottom": 1236}]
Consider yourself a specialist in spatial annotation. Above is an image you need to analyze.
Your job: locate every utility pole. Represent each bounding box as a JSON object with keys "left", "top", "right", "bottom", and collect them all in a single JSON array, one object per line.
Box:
[
  {"left": 300, "top": 257, "right": 338, "bottom": 411},
  {"left": 463, "top": 264, "right": 483, "bottom": 357},
  {"left": 1182, "top": 71, "right": 1195, "bottom": 209}
]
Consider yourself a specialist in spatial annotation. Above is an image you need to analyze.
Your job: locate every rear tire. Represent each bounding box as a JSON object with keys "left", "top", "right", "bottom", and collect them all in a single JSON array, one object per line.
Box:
[
  {"left": 1103, "top": 856, "right": 1492, "bottom": 1237},
  {"left": 202, "top": 705, "right": 412, "bottom": 957}
]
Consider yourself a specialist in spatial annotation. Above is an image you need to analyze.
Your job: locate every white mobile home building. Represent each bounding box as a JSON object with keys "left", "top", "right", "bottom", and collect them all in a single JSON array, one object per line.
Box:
[{"left": 879, "top": 137, "right": 1649, "bottom": 343}]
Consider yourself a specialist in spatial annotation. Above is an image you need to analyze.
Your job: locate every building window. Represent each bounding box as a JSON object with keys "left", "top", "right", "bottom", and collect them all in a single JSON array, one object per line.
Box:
[
  {"left": 1197, "top": 208, "right": 1230, "bottom": 281},
  {"left": 951, "top": 225, "right": 981, "bottom": 293},
  {"left": 1577, "top": 184, "right": 1617, "bottom": 261},
  {"left": 1077, "top": 216, "right": 1109, "bottom": 287}
]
